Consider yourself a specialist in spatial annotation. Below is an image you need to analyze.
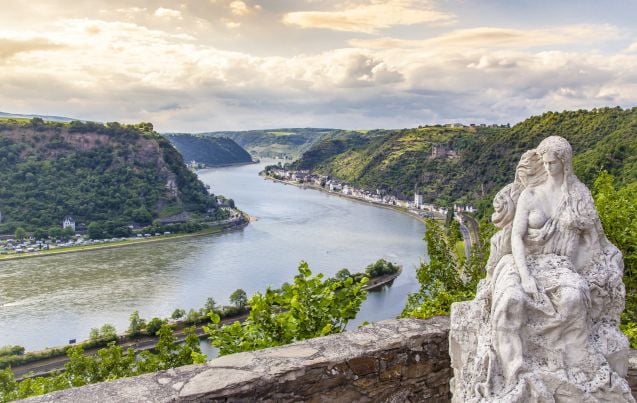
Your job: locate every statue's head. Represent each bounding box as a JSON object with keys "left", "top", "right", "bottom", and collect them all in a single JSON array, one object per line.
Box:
[
  {"left": 536, "top": 136, "right": 573, "bottom": 177},
  {"left": 515, "top": 136, "right": 574, "bottom": 189}
]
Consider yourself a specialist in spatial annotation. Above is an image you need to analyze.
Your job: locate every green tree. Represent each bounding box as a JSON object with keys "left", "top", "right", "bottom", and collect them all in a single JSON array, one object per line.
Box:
[
  {"left": 0, "top": 345, "right": 25, "bottom": 357},
  {"left": 205, "top": 261, "right": 368, "bottom": 356},
  {"left": 33, "top": 228, "right": 48, "bottom": 240},
  {"left": 99, "top": 324, "right": 117, "bottom": 342},
  {"left": 401, "top": 219, "right": 492, "bottom": 319},
  {"left": 447, "top": 219, "right": 462, "bottom": 246},
  {"left": 364, "top": 259, "right": 400, "bottom": 278},
  {"left": 127, "top": 310, "right": 146, "bottom": 338},
  {"left": 171, "top": 308, "right": 186, "bottom": 320},
  {"left": 335, "top": 268, "right": 351, "bottom": 281},
  {"left": 185, "top": 309, "right": 202, "bottom": 325},
  {"left": 204, "top": 297, "right": 217, "bottom": 314},
  {"left": 87, "top": 222, "right": 103, "bottom": 240},
  {"left": 48, "top": 226, "right": 63, "bottom": 240},
  {"left": 94, "top": 342, "right": 135, "bottom": 381},
  {"left": 0, "top": 368, "right": 17, "bottom": 402},
  {"left": 61, "top": 227, "right": 74, "bottom": 239},
  {"left": 2, "top": 320, "right": 207, "bottom": 400},
  {"left": 14, "top": 227, "right": 26, "bottom": 241},
  {"left": 229, "top": 289, "right": 248, "bottom": 310},
  {"left": 592, "top": 172, "right": 637, "bottom": 345},
  {"left": 146, "top": 318, "right": 165, "bottom": 336},
  {"left": 131, "top": 207, "right": 152, "bottom": 225},
  {"left": 65, "top": 345, "right": 99, "bottom": 387},
  {"left": 88, "top": 328, "right": 100, "bottom": 343}
]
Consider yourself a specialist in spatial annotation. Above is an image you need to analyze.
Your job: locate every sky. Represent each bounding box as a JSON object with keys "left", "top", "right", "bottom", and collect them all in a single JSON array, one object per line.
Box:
[{"left": 1, "top": 0, "right": 637, "bottom": 132}]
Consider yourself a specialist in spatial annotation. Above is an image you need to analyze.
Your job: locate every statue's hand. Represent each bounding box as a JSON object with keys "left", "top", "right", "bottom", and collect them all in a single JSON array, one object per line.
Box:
[{"left": 520, "top": 274, "right": 538, "bottom": 298}]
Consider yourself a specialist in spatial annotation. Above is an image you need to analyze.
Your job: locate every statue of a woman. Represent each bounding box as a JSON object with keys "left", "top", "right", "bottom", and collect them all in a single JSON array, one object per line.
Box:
[{"left": 450, "top": 136, "right": 633, "bottom": 402}]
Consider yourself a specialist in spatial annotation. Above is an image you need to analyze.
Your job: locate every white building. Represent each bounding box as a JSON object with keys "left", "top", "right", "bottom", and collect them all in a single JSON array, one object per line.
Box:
[
  {"left": 63, "top": 216, "right": 75, "bottom": 232},
  {"left": 414, "top": 194, "right": 424, "bottom": 208}
]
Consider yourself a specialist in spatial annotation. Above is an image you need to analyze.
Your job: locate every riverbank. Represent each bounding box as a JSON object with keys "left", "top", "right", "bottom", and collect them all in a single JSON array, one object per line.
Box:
[
  {"left": 195, "top": 160, "right": 259, "bottom": 170},
  {"left": 263, "top": 175, "right": 440, "bottom": 224},
  {"left": 364, "top": 267, "right": 402, "bottom": 291},
  {"left": 10, "top": 311, "right": 249, "bottom": 380},
  {"left": 0, "top": 217, "right": 249, "bottom": 262},
  {"left": 262, "top": 175, "right": 480, "bottom": 253},
  {"left": 10, "top": 268, "right": 402, "bottom": 379}
]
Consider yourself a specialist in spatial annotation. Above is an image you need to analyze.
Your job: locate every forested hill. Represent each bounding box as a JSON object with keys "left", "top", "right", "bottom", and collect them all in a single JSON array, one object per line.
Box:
[
  {"left": 198, "top": 128, "right": 336, "bottom": 159},
  {"left": 164, "top": 134, "right": 252, "bottom": 166},
  {"left": 291, "top": 107, "right": 637, "bottom": 208},
  {"left": 0, "top": 118, "right": 218, "bottom": 234}
]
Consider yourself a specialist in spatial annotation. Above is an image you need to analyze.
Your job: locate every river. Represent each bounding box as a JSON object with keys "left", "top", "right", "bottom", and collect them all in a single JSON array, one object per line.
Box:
[{"left": 0, "top": 161, "right": 426, "bottom": 351}]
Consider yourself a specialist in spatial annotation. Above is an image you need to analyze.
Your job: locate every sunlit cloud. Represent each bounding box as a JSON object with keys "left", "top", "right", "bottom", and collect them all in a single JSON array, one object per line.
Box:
[
  {"left": 0, "top": 1, "right": 636, "bottom": 131},
  {"left": 0, "top": 37, "right": 63, "bottom": 60},
  {"left": 154, "top": 7, "right": 182, "bottom": 19},
  {"left": 224, "top": 19, "right": 241, "bottom": 29},
  {"left": 229, "top": 1, "right": 260, "bottom": 16},
  {"left": 350, "top": 24, "right": 622, "bottom": 49},
  {"left": 283, "top": 0, "right": 455, "bottom": 34},
  {"left": 116, "top": 7, "right": 147, "bottom": 15}
]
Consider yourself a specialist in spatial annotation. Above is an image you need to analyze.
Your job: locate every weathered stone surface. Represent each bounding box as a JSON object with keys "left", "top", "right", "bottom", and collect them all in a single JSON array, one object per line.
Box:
[
  {"left": 24, "top": 314, "right": 637, "bottom": 402},
  {"left": 348, "top": 356, "right": 378, "bottom": 376},
  {"left": 179, "top": 368, "right": 261, "bottom": 398},
  {"left": 23, "top": 317, "right": 452, "bottom": 402},
  {"left": 450, "top": 136, "right": 634, "bottom": 402}
]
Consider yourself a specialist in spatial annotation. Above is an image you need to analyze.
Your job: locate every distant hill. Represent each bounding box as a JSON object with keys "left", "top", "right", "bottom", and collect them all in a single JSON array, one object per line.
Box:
[
  {"left": 291, "top": 107, "right": 637, "bottom": 209},
  {"left": 0, "top": 118, "right": 219, "bottom": 233},
  {"left": 164, "top": 134, "right": 253, "bottom": 166},
  {"left": 0, "top": 111, "right": 77, "bottom": 122},
  {"left": 194, "top": 128, "right": 336, "bottom": 159}
]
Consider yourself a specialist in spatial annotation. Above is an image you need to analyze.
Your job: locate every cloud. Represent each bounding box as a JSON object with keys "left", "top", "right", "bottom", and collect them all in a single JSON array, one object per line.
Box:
[
  {"left": 0, "top": 37, "right": 62, "bottom": 60},
  {"left": 154, "top": 7, "right": 182, "bottom": 19},
  {"left": 116, "top": 7, "right": 147, "bottom": 15},
  {"left": 350, "top": 24, "right": 622, "bottom": 49},
  {"left": 1, "top": 14, "right": 636, "bottom": 131},
  {"left": 229, "top": 1, "right": 256, "bottom": 16},
  {"left": 224, "top": 20, "right": 241, "bottom": 29},
  {"left": 283, "top": 0, "right": 455, "bottom": 34}
]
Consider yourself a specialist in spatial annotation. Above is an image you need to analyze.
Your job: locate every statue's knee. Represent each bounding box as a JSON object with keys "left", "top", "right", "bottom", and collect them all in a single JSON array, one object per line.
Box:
[
  {"left": 495, "top": 295, "right": 524, "bottom": 330},
  {"left": 560, "top": 288, "right": 585, "bottom": 314}
]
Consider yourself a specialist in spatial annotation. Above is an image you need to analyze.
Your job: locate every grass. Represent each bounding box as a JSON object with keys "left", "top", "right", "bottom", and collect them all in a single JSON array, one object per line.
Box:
[{"left": 454, "top": 240, "right": 466, "bottom": 264}]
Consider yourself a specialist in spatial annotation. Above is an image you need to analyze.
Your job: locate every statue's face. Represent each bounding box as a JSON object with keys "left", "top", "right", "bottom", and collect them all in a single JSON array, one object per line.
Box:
[{"left": 541, "top": 151, "right": 563, "bottom": 177}]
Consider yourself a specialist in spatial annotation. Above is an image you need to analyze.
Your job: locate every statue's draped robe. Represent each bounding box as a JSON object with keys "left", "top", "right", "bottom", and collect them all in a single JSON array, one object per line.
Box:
[{"left": 450, "top": 181, "right": 633, "bottom": 403}]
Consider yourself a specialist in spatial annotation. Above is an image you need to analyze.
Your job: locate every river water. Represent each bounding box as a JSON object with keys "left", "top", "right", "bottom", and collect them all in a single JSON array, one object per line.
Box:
[{"left": 0, "top": 162, "right": 426, "bottom": 351}]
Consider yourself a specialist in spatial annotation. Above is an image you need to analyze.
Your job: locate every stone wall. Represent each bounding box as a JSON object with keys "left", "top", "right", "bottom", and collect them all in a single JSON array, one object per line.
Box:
[
  {"left": 26, "top": 317, "right": 451, "bottom": 402},
  {"left": 24, "top": 316, "right": 637, "bottom": 402}
]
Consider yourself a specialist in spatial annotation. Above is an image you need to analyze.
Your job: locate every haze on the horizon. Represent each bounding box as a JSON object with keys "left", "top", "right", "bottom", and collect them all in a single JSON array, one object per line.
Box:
[{"left": 1, "top": 0, "right": 636, "bottom": 132}]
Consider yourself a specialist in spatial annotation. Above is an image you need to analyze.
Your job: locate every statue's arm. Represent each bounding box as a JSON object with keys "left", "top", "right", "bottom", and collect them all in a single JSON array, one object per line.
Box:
[{"left": 511, "top": 191, "right": 538, "bottom": 296}]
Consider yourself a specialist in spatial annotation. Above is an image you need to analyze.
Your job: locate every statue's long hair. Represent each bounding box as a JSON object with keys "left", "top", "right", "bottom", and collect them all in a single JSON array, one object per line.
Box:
[{"left": 515, "top": 136, "right": 596, "bottom": 230}]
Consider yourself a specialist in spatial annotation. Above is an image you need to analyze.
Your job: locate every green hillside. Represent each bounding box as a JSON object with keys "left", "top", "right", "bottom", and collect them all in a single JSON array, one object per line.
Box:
[
  {"left": 0, "top": 118, "right": 219, "bottom": 234},
  {"left": 197, "top": 128, "right": 336, "bottom": 159},
  {"left": 164, "top": 134, "right": 253, "bottom": 166},
  {"left": 292, "top": 107, "right": 637, "bottom": 208}
]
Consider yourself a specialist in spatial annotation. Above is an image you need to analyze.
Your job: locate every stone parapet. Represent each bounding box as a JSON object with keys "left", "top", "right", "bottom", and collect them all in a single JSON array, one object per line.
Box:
[
  {"left": 23, "top": 316, "right": 637, "bottom": 402},
  {"left": 25, "top": 317, "right": 451, "bottom": 402}
]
